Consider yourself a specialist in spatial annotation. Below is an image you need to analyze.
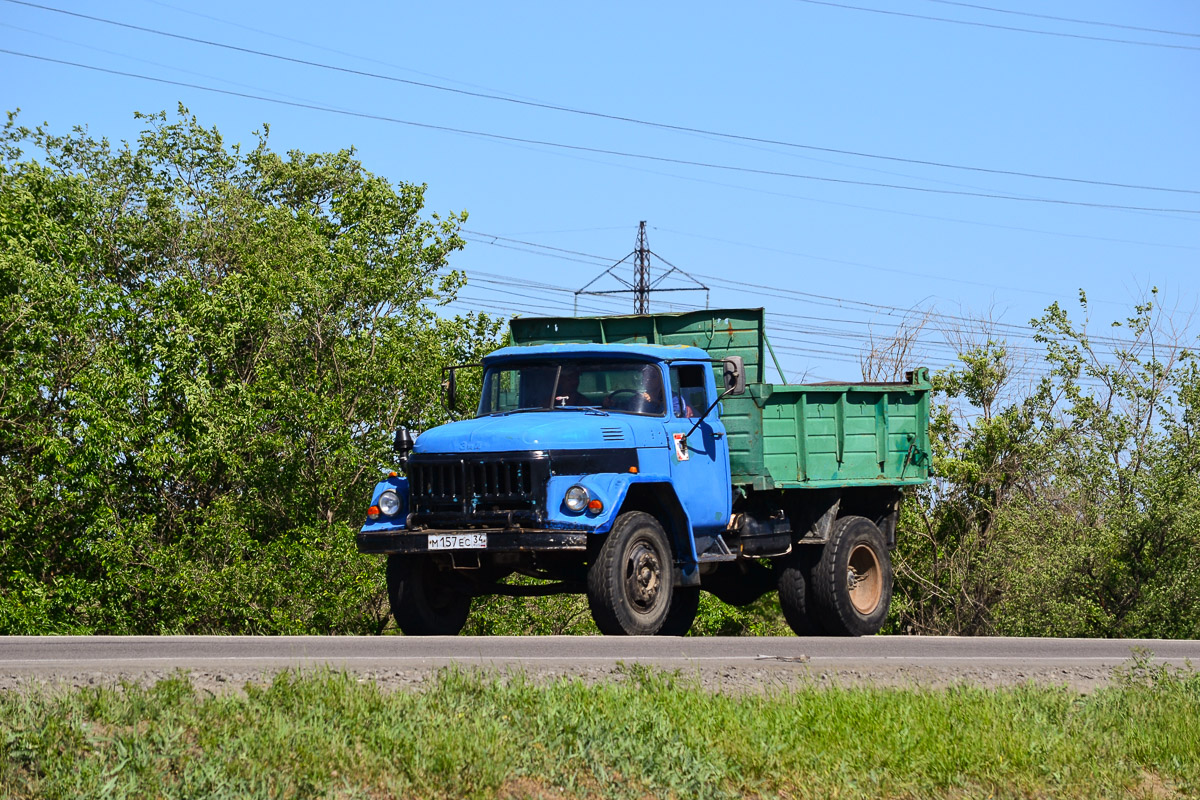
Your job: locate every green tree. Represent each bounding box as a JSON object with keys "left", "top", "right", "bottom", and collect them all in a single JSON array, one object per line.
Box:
[
  {"left": 0, "top": 107, "right": 500, "bottom": 634},
  {"left": 989, "top": 292, "right": 1199, "bottom": 637},
  {"left": 891, "top": 292, "right": 1200, "bottom": 638}
]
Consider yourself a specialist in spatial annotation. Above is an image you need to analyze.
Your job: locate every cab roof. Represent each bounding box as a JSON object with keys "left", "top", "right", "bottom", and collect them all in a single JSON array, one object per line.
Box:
[{"left": 483, "top": 342, "right": 713, "bottom": 364}]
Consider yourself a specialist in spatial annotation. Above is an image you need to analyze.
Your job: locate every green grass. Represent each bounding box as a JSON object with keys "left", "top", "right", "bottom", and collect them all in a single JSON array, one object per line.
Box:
[{"left": 2, "top": 661, "right": 1197, "bottom": 799}]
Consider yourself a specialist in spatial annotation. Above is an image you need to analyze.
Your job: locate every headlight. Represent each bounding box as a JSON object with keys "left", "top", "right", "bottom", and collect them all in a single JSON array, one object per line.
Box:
[
  {"left": 564, "top": 485, "right": 589, "bottom": 513},
  {"left": 378, "top": 490, "right": 401, "bottom": 517}
]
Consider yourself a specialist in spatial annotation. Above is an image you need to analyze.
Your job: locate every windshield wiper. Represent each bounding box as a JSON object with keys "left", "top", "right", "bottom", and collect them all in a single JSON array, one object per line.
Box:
[{"left": 480, "top": 405, "right": 610, "bottom": 417}]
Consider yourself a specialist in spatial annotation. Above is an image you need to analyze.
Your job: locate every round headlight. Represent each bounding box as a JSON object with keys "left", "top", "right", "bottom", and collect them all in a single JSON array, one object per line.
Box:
[
  {"left": 377, "top": 490, "right": 401, "bottom": 517},
  {"left": 564, "top": 485, "right": 590, "bottom": 513}
]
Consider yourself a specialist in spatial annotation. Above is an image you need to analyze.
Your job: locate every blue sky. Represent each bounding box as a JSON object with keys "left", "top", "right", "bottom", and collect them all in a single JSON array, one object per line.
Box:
[{"left": 3, "top": 0, "right": 1197, "bottom": 382}]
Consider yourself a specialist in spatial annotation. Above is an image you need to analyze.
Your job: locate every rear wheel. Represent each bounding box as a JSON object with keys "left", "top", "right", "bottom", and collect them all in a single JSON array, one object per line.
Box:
[
  {"left": 809, "top": 516, "right": 892, "bottom": 636},
  {"left": 777, "top": 547, "right": 825, "bottom": 636},
  {"left": 386, "top": 554, "right": 472, "bottom": 636},
  {"left": 587, "top": 511, "right": 675, "bottom": 635}
]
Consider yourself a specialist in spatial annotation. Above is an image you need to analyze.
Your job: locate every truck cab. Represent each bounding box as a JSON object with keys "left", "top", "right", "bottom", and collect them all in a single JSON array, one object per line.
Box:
[{"left": 358, "top": 342, "right": 745, "bottom": 635}]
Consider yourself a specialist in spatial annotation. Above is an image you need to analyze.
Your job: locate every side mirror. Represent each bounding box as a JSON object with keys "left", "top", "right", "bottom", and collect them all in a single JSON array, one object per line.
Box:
[
  {"left": 393, "top": 427, "right": 416, "bottom": 456},
  {"left": 442, "top": 367, "right": 458, "bottom": 412},
  {"left": 685, "top": 356, "right": 747, "bottom": 440},
  {"left": 722, "top": 356, "right": 746, "bottom": 395}
]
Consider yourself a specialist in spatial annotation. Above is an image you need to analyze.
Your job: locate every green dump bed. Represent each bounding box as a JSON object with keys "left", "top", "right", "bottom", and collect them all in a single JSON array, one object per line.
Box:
[{"left": 509, "top": 309, "right": 931, "bottom": 492}]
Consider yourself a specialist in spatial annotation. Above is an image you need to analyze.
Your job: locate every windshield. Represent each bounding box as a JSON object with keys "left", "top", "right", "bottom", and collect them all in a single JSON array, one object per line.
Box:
[{"left": 478, "top": 360, "right": 666, "bottom": 417}]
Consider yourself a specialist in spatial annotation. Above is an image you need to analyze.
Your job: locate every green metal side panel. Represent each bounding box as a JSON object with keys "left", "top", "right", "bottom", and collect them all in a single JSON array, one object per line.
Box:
[
  {"left": 507, "top": 309, "right": 930, "bottom": 490},
  {"left": 759, "top": 370, "right": 931, "bottom": 487}
]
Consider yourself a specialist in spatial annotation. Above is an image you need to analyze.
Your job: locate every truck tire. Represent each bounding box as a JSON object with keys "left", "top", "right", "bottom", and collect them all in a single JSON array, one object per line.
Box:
[
  {"left": 587, "top": 511, "right": 675, "bottom": 635},
  {"left": 658, "top": 587, "right": 700, "bottom": 636},
  {"left": 386, "top": 554, "right": 472, "bottom": 636},
  {"left": 777, "top": 548, "right": 825, "bottom": 636},
  {"left": 809, "top": 516, "right": 892, "bottom": 636}
]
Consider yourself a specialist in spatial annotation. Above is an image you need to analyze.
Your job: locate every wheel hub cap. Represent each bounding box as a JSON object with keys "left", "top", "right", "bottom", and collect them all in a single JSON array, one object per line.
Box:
[
  {"left": 847, "top": 543, "right": 882, "bottom": 615},
  {"left": 625, "top": 543, "right": 662, "bottom": 611}
]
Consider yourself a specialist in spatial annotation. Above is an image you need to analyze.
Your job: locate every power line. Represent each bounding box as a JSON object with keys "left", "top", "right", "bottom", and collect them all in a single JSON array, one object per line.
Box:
[
  {"left": 594, "top": 155, "right": 1200, "bottom": 250},
  {"left": 443, "top": 284, "right": 1112, "bottom": 387},
  {"left": 460, "top": 238, "right": 1118, "bottom": 349},
  {"left": 0, "top": 21, "right": 347, "bottom": 111},
  {"left": 6, "top": 0, "right": 1199, "bottom": 197},
  {"left": 793, "top": 0, "right": 1200, "bottom": 52},
  {"left": 460, "top": 228, "right": 1160, "bottom": 312},
  {"left": 457, "top": 230, "right": 1196, "bottom": 354},
  {"left": 462, "top": 231, "right": 612, "bottom": 263},
  {"left": 139, "top": 0, "right": 542, "bottom": 100},
  {"left": 11, "top": 50, "right": 1194, "bottom": 216},
  {"left": 440, "top": 262, "right": 1151, "bottom": 387},
  {"left": 921, "top": 0, "right": 1200, "bottom": 39},
  {"left": 693, "top": 269, "right": 1196, "bottom": 353},
  {"left": 653, "top": 226, "right": 1089, "bottom": 301},
  {"left": 452, "top": 260, "right": 1157, "bottom": 368}
]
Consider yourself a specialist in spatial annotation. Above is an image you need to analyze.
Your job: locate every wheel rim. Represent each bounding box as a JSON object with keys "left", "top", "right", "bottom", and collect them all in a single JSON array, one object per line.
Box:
[
  {"left": 846, "top": 543, "right": 882, "bottom": 615},
  {"left": 624, "top": 539, "right": 663, "bottom": 614}
]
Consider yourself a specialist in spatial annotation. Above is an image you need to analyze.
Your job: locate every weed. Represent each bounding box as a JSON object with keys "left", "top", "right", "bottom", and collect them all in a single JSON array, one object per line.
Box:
[{"left": 2, "top": 664, "right": 1198, "bottom": 799}]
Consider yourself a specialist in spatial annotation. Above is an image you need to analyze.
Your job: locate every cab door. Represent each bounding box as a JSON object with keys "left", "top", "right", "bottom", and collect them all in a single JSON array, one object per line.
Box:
[{"left": 666, "top": 363, "right": 732, "bottom": 536}]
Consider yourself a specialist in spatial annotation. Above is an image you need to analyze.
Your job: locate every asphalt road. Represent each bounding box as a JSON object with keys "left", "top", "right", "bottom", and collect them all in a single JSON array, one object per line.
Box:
[{"left": 3, "top": 636, "right": 1197, "bottom": 691}]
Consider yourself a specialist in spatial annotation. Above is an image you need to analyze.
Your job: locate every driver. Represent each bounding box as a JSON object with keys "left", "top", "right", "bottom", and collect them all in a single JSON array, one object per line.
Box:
[
  {"left": 554, "top": 367, "right": 590, "bottom": 407},
  {"left": 602, "top": 365, "right": 665, "bottom": 414}
]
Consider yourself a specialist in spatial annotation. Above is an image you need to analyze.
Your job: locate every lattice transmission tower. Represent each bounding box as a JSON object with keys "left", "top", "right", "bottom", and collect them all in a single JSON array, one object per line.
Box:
[{"left": 575, "top": 221, "right": 708, "bottom": 315}]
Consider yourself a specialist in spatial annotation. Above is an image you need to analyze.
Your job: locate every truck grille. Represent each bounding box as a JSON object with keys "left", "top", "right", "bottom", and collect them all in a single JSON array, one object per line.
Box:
[{"left": 407, "top": 452, "right": 549, "bottom": 527}]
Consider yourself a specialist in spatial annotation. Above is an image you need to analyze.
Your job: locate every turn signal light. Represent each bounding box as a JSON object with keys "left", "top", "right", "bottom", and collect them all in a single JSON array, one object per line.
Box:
[
  {"left": 628, "top": 466, "right": 638, "bottom": 474},
  {"left": 367, "top": 505, "right": 381, "bottom": 520},
  {"left": 587, "top": 499, "right": 604, "bottom": 513}
]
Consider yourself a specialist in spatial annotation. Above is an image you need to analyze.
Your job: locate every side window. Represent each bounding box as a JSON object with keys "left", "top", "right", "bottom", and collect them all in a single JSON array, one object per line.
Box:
[{"left": 670, "top": 365, "right": 708, "bottom": 419}]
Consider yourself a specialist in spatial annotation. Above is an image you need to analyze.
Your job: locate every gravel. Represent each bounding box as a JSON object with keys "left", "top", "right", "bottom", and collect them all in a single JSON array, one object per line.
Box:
[{"left": 0, "top": 661, "right": 1121, "bottom": 695}]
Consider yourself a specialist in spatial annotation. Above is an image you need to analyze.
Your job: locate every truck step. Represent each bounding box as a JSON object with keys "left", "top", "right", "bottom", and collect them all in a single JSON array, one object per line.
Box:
[{"left": 698, "top": 535, "right": 738, "bottom": 563}]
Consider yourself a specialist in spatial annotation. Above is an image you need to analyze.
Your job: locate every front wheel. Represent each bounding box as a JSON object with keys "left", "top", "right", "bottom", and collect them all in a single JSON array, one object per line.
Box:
[
  {"left": 658, "top": 587, "right": 700, "bottom": 636},
  {"left": 587, "top": 511, "right": 675, "bottom": 635},
  {"left": 809, "top": 516, "right": 892, "bottom": 636},
  {"left": 386, "top": 555, "right": 472, "bottom": 636}
]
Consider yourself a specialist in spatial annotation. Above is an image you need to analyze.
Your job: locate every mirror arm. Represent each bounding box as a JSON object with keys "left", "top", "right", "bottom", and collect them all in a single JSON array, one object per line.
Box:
[{"left": 684, "top": 385, "right": 734, "bottom": 440}]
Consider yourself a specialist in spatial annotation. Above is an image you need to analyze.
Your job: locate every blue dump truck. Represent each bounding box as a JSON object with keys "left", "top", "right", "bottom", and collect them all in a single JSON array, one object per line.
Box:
[{"left": 358, "top": 309, "right": 931, "bottom": 636}]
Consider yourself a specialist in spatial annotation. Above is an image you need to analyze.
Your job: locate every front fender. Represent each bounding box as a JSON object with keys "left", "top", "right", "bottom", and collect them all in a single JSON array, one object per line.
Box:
[
  {"left": 545, "top": 473, "right": 633, "bottom": 532},
  {"left": 547, "top": 474, "right": 698, "bottom": 559},
  {"left": 360, "top": 475, "right": 408, "bottom": 533}
]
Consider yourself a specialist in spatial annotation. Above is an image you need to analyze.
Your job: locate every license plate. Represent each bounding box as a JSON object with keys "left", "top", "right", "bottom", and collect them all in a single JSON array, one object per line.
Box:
[{"left": 427, "top": 533, "right": 488, "bottom": 550}]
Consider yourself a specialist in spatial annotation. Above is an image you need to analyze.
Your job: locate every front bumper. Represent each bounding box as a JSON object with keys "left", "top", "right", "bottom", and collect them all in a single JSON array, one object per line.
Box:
[{"left": 357, "top": 528, "right": 589, "bottom": 555}]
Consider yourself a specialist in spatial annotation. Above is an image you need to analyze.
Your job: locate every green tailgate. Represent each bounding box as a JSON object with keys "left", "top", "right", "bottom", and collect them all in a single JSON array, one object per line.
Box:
[{"left": 508, "top": 309, "right": 931, "bottom": 490}]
